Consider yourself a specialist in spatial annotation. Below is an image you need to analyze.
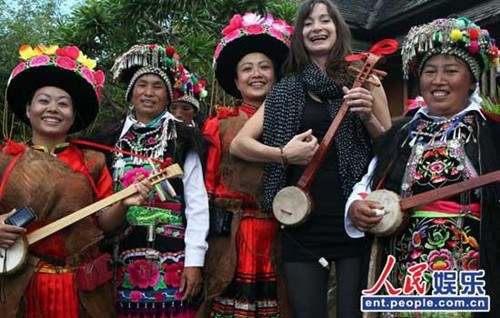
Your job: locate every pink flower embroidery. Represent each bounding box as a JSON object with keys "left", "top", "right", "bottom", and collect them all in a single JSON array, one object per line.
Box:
[
  {"left": 462, "top": 251, "right": 479, "bottom": 270},
  {"left": 428, "top": 161, "right": 446, "bottom": 174},
  {"left": 154, "top": 292, "right": 165, "bottom": 302},
  {"left": 56, "top": 56, "right": 77, "bottom": 70},
  {"left": 30, "top": 54, "right": 50, "bottom": 67},
  {"left": 127, "top": 259, "right": 161, "bottom": 289},
  {"left": 164, "top": 262, "right": 183, "bottom": 288},
  {"left": 427, "top": 249, "right": 456, "bottom": 271},
  {"left": 410, "top": 248, "right": 423, "bottom": 260},
  {"left": 81, "top": 67, "right": 95, "bottom": 85},
  {"left": 246, "top": 24, "right": 264, "bottom": 35},
  {"left": 174, "top": 291, "right": 184, "bottom": 300},
  {"left": 432, "top": 176, "right": 446, "bottom": 184},
  {"left": 121, "top": 167, "right": 151, "bottom": 188},
  {"left": 10, "top": 62, "right": 26, "bottom": 79},
  {"left": 130, "top": 290, "right": 143, "bottom": 302},
  {"left": 146, "top": 136, "right": 157, "bottom": 145},
  {"left": 123, "top": 132, "right": 136, "bottom": 141}
]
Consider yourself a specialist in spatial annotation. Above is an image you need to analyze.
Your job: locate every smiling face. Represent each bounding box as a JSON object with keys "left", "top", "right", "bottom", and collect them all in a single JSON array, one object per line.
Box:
[
  {"left": 131, "top": 73, "right": 169, "bottom": 123},
  {"left": 302, "top": 3, "right": 337, "bottom": 65},
  {"left": 419, "top": 54, "right": 476, "bottom": 118},
  {"left": 26, "top": 86, "right": 75, "bottom": 144},
  {"left": 234, "top": 52, "right": 275, "bottom": 106}
]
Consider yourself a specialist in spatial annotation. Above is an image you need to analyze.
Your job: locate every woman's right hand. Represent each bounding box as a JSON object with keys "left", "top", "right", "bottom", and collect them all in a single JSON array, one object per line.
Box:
[
  {"left": 281, "top": 129, "right": 319, "bottom": 165},
  {"left": 0, "top": 209, "right": 26, "bottom": 249}
]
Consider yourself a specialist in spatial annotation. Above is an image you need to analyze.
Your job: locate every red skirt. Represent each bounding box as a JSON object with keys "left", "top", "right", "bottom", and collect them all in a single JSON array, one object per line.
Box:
[
  {"left": 211, "top": 215, "right": 280, "bottom": 317},
  {"left": 25, "top": 263, "right": 79, "bottom": 318}
]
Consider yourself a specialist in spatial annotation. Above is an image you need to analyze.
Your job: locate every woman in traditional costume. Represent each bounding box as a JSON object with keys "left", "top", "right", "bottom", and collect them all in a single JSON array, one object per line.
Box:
[
  {"left": 91, "top": 44, "right": 209, "bottom": 317},
  {"left": 198, "top": 12, "right": 293, "bottom": 318},
  {"left": 0, "top": 44, "right": 150, "bottom": 317},
  {"left": 346, "top": 16, "right": 500, "bottom": 317}
]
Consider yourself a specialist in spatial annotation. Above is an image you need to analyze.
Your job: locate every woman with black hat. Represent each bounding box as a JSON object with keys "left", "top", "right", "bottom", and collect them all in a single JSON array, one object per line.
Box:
[
  {"left": 0, "top": 44, "right": 151, "bottom": 317},
  {"left": 199, "top": 12, "right": 294, "bottom": 318}
]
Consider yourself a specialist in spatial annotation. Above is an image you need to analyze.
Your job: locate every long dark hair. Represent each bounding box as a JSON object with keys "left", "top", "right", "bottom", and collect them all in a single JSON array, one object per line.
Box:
[{"left": 283, "top": 0, "right": 353, "bottom": 83}]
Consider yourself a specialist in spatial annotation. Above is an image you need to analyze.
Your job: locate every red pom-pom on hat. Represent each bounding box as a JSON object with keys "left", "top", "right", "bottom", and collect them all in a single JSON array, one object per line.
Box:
[
  {"left": 165, "top": 46, "right": 175, "bottom": 58},
  {"left": 469, "top": 29, "right": 479, "bottom": 40}
]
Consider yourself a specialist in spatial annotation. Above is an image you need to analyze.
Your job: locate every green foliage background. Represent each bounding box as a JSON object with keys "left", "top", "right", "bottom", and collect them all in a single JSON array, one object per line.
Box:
[{"left": 0, "top": 0, "right": 299, "bottom": 140}]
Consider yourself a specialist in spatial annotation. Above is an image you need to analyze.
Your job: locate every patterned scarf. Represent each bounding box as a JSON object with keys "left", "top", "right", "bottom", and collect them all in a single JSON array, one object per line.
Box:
[{"left": 261, "top": 62, "right": 372, "bottom": 211}]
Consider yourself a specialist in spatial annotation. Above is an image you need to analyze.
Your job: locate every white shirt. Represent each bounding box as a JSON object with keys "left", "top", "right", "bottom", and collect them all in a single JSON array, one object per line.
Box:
[
  {"left": 344, "top": 96, "right": 486, "bottom": 239},
  {"left": 120, "top": 111, "right": 209, "bottom": 267}
]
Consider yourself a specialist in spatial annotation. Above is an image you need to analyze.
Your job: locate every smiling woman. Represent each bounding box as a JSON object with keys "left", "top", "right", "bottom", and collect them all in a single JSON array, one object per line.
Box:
[
  {"left": 345, "top": 16, "right": 500, "bottom": 318},
  {"left": 199, "top": 11, "right": 293, "bottom": 318},
  {"left": 0, "top": 44, "right": 151, "bottom": 318}
]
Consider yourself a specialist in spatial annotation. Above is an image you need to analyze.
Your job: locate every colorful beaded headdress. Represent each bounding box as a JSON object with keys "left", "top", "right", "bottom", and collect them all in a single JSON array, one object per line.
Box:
[
  {"left": 402, "top": 16, "right": 499, "bottom": 82},
  {"left": 111, "top": 44, "right": 183, "bottom": 103},
  {"left": 214, "top": 12, "right": 293, "bottom": 98},
  {"left": 6, "top": 44, "right": 105, "bottom": 133},
  {"left": 172, "top": 66, "right": 208, "bottom": 110}
]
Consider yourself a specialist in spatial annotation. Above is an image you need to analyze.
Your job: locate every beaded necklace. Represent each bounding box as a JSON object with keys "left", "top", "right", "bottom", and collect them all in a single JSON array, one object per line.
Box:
[{"left": 112, "top": 114, "right": 177, "bottom": 181}]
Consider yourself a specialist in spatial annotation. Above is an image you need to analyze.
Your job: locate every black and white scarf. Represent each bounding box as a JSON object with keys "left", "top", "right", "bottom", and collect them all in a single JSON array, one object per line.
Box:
[{"left": 261, "top": 62, "right": 372, "bottom": 211}]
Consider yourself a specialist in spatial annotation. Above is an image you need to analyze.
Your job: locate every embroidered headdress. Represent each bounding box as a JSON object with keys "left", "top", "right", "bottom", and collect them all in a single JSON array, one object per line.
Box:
[
  {"left": 172, "top": 66, "right": 208, "bottom": 111},
  {"left": 111, "top": 44, "right": 183, "bottom": 103},
  {"left": 214, "top": 12, "right": 294, "bottom": 98},
  {"left": 402, "top": 16, "right": 499, "bottom": 82},
  {"left": 6, "top": 44, "right": 105, "bottom": 133}
]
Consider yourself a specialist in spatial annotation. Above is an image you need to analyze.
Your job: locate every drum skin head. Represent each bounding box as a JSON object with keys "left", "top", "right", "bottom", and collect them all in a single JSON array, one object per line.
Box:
[
  {"left": 366, "top": 190, "right": 403, "bottom": 236},
  {"left": 273, "top": 186, "right": 312, "bottom": 226},
  {"left": 0, "top": 237, "right": 28, "bottom": 274}
]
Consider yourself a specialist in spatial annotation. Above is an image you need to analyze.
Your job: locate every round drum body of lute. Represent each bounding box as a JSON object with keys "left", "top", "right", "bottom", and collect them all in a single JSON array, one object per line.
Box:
[
  {"left": 366, "top": 190, "right": 407, "bottom": 237},
  {"left": 272, "top": 186, "right": 312, "bottom": 227},
  {"left": 0, "top": 237, "right": 28, "bottom": 275}
]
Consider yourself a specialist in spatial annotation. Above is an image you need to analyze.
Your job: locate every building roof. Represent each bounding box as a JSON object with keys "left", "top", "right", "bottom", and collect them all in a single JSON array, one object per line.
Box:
[{"left": 336, "top": 0, "right": 500, "bottom": 43}]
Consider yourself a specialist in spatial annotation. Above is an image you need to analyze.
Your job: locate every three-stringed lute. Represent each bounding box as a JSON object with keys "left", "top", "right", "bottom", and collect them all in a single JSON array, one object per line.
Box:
[
  {"left": 0, "top": 163, "right": 183, "bottom": 275},
  {"left": 367, "top": 170, "right": 500, "bottom": 236}
]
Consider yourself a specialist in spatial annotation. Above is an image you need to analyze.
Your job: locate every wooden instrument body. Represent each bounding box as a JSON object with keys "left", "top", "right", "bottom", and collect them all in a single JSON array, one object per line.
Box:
[
  {"left": 272, "top": 186, "right": 313, "bottom": 227},
  {"left": 0, "top": 164, "right": 183, "bottom": 275},
  {"left": 365, "top": 170, "right": 500, "bottom": 237}
]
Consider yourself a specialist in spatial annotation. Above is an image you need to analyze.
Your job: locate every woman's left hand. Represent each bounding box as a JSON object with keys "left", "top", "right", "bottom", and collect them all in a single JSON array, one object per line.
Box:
[
  {"left": 343, "top": 86, "right": 374, "bottom": 122},
  {"left": 180, "top": 266, "right": 203, "bottom": 300},
  {"left": 122, "top": 176, "right": 152, "bottom": 207}
]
